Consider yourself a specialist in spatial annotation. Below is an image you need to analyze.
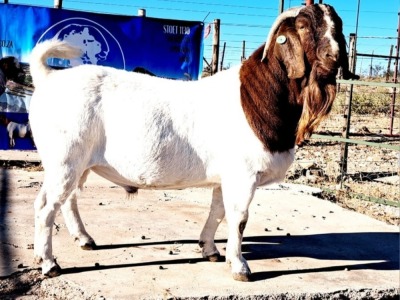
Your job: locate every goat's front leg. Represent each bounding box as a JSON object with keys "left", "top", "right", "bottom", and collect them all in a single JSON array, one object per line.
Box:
[
  {"left": 61, "top": 191, "right": 96, "bottom": 250},
  {"left": 222, "top": 179, "right": 256, "bottom": 282},
  {"left": 199, "top": 186, "right": 224, "bottom": 261}
]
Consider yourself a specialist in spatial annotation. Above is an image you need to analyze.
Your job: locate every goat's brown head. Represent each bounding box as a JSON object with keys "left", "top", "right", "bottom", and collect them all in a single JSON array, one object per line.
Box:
[{"left": 261, "top": 4, "right": 358, "bottom": 144}]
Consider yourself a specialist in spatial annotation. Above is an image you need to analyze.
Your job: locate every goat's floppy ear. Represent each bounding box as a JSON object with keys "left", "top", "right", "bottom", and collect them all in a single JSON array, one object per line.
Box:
[
  {"left": 261, "top": 6, "right": 303, "bottom": 62},
  {"left": 273, "top": 24, "right": 305, "bottom": 79}
]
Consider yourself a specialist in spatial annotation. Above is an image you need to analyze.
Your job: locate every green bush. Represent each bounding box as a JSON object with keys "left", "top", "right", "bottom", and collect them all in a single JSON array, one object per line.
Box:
[{"left": 333, "top": 84, "right": 394, "bottom": 115}]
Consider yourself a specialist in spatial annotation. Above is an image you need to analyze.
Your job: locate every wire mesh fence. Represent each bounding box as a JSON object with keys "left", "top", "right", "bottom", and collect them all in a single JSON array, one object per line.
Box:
[{"left": 286, "top": 78, "right": 400, "bottom": 224}]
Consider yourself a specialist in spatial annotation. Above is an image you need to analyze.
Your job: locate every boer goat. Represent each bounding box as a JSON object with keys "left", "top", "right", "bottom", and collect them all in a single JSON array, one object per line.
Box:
[{"left": 29, "top": 4, "right": 357, "bottom": 281}]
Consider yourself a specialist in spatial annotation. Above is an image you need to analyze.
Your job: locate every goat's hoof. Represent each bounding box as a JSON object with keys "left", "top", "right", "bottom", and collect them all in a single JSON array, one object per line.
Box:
[
  {"left": 43, "top": 262, "right": 62, "bottom": 277},
  {"left": 232, "top": 271, "right": 252, "bottom": 282},
  {"left": 33, "top": 256, "right": 43, "bottom": 265},
  {"left": 81, "top": 240, "right": 97, "bottom": 250},
  {"left": 206, "top": 253, "right": 221, "bottom": 262},
  {"left": 202, "top": 249, "right": 221, "bottom": 262}
]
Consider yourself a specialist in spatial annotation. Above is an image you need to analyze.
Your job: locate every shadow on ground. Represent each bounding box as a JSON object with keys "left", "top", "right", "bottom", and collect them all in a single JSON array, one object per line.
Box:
[
  {"left": 0, "top": 168, "right": 14, "bottom": 276},
  {"left": 58, "top": 231, "right": 399, "bottom": 282}
]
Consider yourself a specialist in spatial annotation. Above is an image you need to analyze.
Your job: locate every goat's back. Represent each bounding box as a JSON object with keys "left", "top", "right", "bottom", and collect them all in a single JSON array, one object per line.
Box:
[{"left": 29, "top": 52, "right": 273, "bottom": 188}]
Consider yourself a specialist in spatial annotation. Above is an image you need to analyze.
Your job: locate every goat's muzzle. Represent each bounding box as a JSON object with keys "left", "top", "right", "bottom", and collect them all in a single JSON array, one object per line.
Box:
[
  {"left": 317, "top": 48, "right": 340, "bottom": 70},
  {"left": 315, "top": 62, "right": 339, "bottom": 80}
]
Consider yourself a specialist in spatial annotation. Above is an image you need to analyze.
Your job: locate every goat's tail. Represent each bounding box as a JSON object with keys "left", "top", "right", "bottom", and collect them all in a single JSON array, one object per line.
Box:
[{"left": 29, "top": 39, "right": 82, "bottom": 87}]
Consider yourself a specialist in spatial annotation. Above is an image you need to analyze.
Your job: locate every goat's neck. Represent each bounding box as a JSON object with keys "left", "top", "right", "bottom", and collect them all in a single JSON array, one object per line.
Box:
[{"left": 239, "top": 54, "right": 303, "bottom": 153}]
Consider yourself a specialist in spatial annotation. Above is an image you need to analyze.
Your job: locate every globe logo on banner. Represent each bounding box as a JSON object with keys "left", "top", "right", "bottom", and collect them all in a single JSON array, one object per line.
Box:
[{"left": 37, "top": 18, "right": 126, "bottom": 70}]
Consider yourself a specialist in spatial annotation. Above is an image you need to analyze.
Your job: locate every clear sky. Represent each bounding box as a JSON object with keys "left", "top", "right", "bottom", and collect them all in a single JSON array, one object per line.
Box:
[{"left": 6, "top": 0, "right": 400, "bottom": 74}]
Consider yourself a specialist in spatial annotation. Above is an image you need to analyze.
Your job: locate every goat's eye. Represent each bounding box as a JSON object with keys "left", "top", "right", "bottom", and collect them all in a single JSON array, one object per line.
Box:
[
  {"left": 296, "top": 18, "right": 309, "bottom": 32},
  {"left": 296, "top": 23, "right": 306, "bottom": 31}
]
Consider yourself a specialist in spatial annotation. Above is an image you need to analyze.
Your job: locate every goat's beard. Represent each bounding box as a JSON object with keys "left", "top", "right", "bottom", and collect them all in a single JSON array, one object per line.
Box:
[{"left": 295, "top": 61, "right": 337, "bottom": 145}]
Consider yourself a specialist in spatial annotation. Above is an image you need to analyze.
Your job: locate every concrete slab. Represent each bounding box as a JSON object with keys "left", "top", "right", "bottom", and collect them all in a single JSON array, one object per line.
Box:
[
  {"left": 0, "top": 168, "right": 399, "bottom": 299},
  {"left": 374, "top": 175, "right": 399, "bottom": 185},
  {"left": 0, "top": 150, "right": 40, "bottom": 162}
]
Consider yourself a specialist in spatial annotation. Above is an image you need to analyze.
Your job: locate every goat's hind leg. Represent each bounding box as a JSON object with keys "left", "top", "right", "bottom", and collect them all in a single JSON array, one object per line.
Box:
[
  {"left": 199, "top": 186, "right": 225, "bottom": 262},
  {"left": 61, "top": 169, "right": 96, "bottom": 250},
  {"left": 34, "top": 187, "right": 47, "bottom": 265},
  {"left": 34, "top": 174, "right": 78, "bottom": 277}
]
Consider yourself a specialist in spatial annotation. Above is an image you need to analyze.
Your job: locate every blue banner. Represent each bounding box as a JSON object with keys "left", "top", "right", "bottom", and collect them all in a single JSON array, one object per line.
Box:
[{"left": 0, "top": 4, "right": 204, "bottom": 150}]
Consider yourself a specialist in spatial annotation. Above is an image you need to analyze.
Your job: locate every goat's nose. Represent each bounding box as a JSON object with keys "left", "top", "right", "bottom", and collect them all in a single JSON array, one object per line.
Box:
[{"left": 325, "top": 51, "right": 339, "bottom": 62}]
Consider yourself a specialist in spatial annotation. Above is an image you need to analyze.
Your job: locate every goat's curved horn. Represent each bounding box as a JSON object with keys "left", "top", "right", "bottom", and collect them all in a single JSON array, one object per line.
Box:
[{"left": 261, "top": 6, "right": 303, "bottom": 62}]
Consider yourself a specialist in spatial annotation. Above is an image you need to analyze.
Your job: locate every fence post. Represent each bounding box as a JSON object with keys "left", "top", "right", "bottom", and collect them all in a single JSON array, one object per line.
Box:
[
  {"left": 54, "top": 0, "right": 62, "bottom": 9},
  {"left": 211, "top": 19, "right": 220, "bottom": 75},
  {"left": 369, "top": 50, "right": 374, "bottom": 78},
  {"left": 241, "top": 40, "right": 246, "bottom": 62},
  {"left": 279, "top": 0, "right": 284, "bottom": 14},
  {"left": 389, "top": 12, "right": 400, "bottom": 135},
  {"left": 386, "top": 45, "right": 393, "bottom": 82},
  {"left": 220, "top": 42, "right": 226, "bottom": 71},
  {"left": 339, "top": 33, "right": 356, "bottom": 188}
]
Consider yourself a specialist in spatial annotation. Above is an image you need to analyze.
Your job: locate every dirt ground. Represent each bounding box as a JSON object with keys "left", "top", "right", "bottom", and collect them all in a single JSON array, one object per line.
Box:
[
  {"left": 0, "top": 151, "right": 399, "bottom": 299},
  {"left": 286, "top": 138, "right": 399, "bottom": 226}
]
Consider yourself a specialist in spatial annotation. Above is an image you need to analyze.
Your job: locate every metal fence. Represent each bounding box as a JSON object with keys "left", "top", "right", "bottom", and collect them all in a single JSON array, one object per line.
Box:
[{"left": 286, "top": 79, "right": 400, "bottom": 211}]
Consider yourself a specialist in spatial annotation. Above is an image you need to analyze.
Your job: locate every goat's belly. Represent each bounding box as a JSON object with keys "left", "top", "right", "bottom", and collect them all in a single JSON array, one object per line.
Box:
[
  {"left": 92, "top": 169, "right": 217, "bottom": 190},
  {"left": 91, "top": 158, "right": 216, "bottom": 190},
  {"left": 98, "top": 131, "right": 216, "bottom": 188}
]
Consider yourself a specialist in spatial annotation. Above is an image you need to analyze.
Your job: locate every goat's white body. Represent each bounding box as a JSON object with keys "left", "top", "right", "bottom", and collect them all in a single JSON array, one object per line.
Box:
[
  {"left": 30, "top": 40, "right": 294, "bottom": 280},
  {"left": 31, "top": 61, "right": 294, "bottom": 188}
]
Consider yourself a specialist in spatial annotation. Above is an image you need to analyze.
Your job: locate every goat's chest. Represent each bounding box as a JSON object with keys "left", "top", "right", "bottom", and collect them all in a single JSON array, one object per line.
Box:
[{"left": 254, "top": 148, "right": 295, "bottom": 186}]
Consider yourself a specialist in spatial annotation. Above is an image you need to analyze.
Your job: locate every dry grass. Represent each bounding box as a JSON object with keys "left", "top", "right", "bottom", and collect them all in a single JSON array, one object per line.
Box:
[{"left": 334, "top": 83, "right": 395, "bottom": 115}]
